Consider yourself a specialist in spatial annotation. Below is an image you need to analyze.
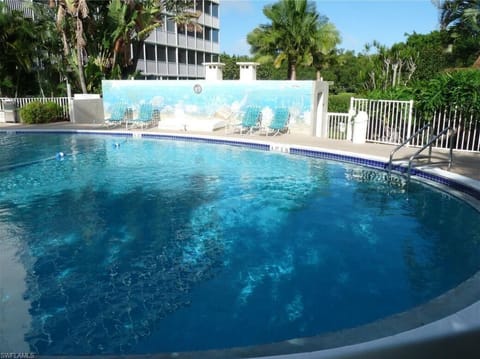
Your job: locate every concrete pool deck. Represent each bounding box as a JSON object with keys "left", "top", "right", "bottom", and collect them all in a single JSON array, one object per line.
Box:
[{"left": 1, "top": 121, "right": 479, "bottom": 181}]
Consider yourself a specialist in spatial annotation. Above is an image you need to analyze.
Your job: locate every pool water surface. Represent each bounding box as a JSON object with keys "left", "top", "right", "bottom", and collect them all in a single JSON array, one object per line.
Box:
[{"left": 0, "top": 133, "right": 479, "bottom": 355}]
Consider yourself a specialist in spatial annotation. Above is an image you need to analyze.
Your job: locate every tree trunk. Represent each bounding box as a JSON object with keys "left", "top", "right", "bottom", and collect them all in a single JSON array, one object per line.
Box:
[
  {"left": 77, "top": 46, "right": 88, "bottom": 93},
  {"left": 316, "top": 70, "right": 321, "bottom": 80},
  {"left": 290, "top": 63, "right": 296, "bottom": 80},
  {"left": 473, "top": 54, "right": 480, "bottom": 68}
]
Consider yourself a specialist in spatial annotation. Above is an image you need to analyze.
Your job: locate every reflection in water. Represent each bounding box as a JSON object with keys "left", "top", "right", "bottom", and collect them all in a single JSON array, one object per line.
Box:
[{"left": 10, "top": 182, "right": 224, "bottom": 354}]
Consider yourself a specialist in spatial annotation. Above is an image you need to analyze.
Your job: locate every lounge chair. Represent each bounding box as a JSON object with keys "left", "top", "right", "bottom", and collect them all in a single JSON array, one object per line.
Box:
[
  {"left": 203, "top": 106, "right": 237, "bottom": 133},
  {"left": 131, "top": 103, "right": 154, "bottom": 129},
  {"left": 264, "top": 108, "right": 290, "bottom": 136},
  {"left": 237, "top": 106, "right": 262, "bottom": 134},
  {"left": 105, "top": 103, "right": 127, "bottom": 128}
]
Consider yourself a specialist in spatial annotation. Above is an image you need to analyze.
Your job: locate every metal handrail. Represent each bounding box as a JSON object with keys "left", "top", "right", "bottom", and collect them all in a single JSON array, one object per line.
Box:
[
  {"left": 406, "top": 126, "right": 457, "bottom": 180},
  {"left": 387, "top": 123, "right": 431, "bottom": 174}
]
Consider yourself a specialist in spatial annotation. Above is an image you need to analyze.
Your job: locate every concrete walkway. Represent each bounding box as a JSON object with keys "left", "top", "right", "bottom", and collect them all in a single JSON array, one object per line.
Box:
[{"left": 1, "top": 122, "right": 479, "bottom": 181}]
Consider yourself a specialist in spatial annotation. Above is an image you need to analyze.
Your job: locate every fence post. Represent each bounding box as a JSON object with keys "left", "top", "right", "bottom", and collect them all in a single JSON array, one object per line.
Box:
[
  {"left": 406, "top": 99, "right": 414, "bottom": 146},
  {"left": 67, "top": 82, "right": 74, "bottom": 122}
]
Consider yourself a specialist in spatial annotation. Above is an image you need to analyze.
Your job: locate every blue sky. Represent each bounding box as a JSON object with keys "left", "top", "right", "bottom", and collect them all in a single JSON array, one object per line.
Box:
[{"left": 220, "top": 0, "right": 440, "bottom": 55}]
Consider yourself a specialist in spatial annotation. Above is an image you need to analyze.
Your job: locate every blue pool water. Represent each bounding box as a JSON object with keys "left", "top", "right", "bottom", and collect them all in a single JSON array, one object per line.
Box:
[{"left": 0, "top": 133, "right": 480, "bottom": 355}]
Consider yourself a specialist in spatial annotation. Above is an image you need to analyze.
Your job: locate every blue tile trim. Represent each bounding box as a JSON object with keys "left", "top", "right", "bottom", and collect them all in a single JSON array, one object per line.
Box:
[
  {"left": 141, "top": 133, "right": 270, "bottom": 151},
  {"left": 290, "top": 148, "right": 385, "bottom": 170},
  {"left": 290, "top": 147, "right": 480, "bottom": 201}
]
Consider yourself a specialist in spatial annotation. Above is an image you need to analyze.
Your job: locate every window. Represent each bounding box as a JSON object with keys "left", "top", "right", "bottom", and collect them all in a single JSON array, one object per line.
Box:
[
  {"left": 204, "top": 27, "right": 211, "bottom": 41},
  {"left": 211, "top": 54, "right": 219, "bottom": 62},
  {"left": 205, "top": 53, "right": 211, "bottom": 62},
  {"left": 157, "top": 45, "right": 166, "bottom": 61},
  {"left": 204, "top": 0, "right": 211, "bottom": 15},
  {"left": 187, "top": 27, "right": 195, "bottom": 38},
  {"left": 197, "top": 52, "right": 204, "bottom": 65},
  {"left": 188, "top": 51, "right": 196, "bottom": 65},
  {"left": 212, "top": 2, "right": 219, "bottom": 17},
  {"left": 159, "top": 15, "right": 167, "bottom": 31},
  {"left": 132, "top": 42, "right": 141, "bottom": 60},
  {"left": 167, "top": 47, "right": 176, "bottom": 63},
  {"left": 177, "top": 24, "right": 186, "bottom": 35},
  {"left": 145, "top": 43, "right": 155, "bottom": 61},
  {"left": 212, "top": 29, "right": 219, "bottom": 43},
  {"left": 178, "top": 49, "right": 187, "bottom": 64},
  {"left": 166, "top": 18, "right": 176, "bottom": 33}
]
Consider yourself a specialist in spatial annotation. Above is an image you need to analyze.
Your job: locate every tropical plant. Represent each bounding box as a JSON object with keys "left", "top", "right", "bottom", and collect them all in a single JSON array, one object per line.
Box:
[
  {"left": 414, "top": 68, "right": 480, "bottom": 118},
  {"left": 309, "top": 19, "right": 341, "bottom": 80},
  {"left": 46, "top": 0, "right": 200, "bottom": 93},
  {"left": 0, "top": 3, "right": 36, "bottom": 96},
  {"left": 247, "top": 0, "right": 336, "bottom": 80},
  {"left": 48, "top": 0, "right": 90, "bottom": 93},
  {"left": 435, "top": 0, "right": 480, "bottom": 67}
]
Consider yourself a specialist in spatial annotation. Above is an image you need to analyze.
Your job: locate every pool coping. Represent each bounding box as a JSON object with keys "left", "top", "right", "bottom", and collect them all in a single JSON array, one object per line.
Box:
[{"left": 2, "top": 128, "right": 480, "bottom": 358}]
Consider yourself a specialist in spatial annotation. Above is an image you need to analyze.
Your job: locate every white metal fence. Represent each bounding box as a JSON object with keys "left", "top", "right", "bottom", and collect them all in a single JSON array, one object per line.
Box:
[
  {"left": 423, "top": 108, "right": 479, "bottom": 152},
  {"left": 1, "top": 0, "right": 35, "bottom": 18},
  {"left": 351, "top": 98, "right": 414, "bottom": 145},
  {"left": 327, "top": 112, "right": 351, "bottom": 140},
  {"left": 0, "top": 97, "right": 71, "bottom": 120},
  {"left": 327, "top": 97, "right": 480, "bottom": 153}
]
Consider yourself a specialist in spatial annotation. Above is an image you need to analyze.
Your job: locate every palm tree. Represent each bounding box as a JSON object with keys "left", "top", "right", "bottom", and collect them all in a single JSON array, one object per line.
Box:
[
  {"left": 435, "top": 0, "right": 480, "bottom": 67},
  {"left": 310, "top": 19, "right": 341, "bottom": 80},
  {"left": 49, "top": 0, "right": 89, "bottom": 93},
  {"left": 247, "top": 0, "right": 322, "bottom": 80}
]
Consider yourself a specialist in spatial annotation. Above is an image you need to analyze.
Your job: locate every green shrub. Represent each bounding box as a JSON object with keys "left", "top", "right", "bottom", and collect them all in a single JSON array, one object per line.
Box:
[
  {"left": 414, "top": 69, "right": 480, "bottom": 118},
  {"left": 365, "top": 87, "right": 415, "bottom": 100},
  {"left": 328, "top": 93, "right": 354, "bottom": 112},
  {"left": 20, "top": 101, "right": 64, "bottom": 124}
]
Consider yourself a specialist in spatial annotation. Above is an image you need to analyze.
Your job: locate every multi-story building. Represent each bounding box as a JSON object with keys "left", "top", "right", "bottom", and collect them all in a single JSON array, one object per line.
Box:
[
  {"left": 2, "top": 0, "right": 220, "bottom": 80},
  {"left": 137, "top": 0, "right": 220, "bottom": 80}
]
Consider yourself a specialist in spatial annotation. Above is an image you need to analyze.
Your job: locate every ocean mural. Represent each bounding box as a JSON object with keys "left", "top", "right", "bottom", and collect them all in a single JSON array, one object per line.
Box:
[{"left": 102, "top": 80, "right": 324, "bottom": 134}]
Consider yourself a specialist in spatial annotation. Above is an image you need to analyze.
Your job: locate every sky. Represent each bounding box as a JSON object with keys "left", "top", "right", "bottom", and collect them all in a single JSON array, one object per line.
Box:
[{"left": 219, "top": 0, "right": 441, "bottom": 56}]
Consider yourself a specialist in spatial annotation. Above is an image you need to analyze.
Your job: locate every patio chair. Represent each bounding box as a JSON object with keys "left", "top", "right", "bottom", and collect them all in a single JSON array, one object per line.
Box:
[
  {"left": 264, "top": 108, "right": 290, "bottom": 136},
  {"left": 105, "top": 103, "right": 127, "bottom": 128},
  {"left": 237, "top": 106, "right": 262, "bottom": 134},
  {"left": 205, "top": 106, "right": 238, "bottom": 134},
  {"left": 131, "top": 103, "right": 154, "bottom": 129}
]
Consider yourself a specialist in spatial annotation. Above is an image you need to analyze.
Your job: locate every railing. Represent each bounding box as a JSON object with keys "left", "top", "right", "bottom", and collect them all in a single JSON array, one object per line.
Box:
[
  {"left": 0, "top": 97, "right": 71, "bottom": 120},
  {"left": 387, "top": 123, "right": 431, "bottom": 174},
  {"left": 427, "top": 108, "right": 480, "bottom": 152},
  {"left": 406, "top": 126, "right": 457, "bottom": 180},
  {"left": 328, "top": 97, "right": 479, "bottom": 153},
  {"left": 351, "top": 98, "right": 414, "bottom": 145},
  {"left": 327, "top": 112, "right": 351, "bottom": 140}
]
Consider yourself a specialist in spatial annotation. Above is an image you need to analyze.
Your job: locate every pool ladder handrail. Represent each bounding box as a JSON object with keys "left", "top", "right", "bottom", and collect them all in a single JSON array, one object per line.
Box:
[
  {"left": 387, "top": 123, "right": 432, "bottom": 175},
  {"left": 406, "top": 126, "right": 457, "bottom": 180}
]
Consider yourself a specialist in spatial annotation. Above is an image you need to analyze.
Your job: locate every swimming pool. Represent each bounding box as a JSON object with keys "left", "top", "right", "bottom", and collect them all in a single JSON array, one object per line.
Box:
[{"left": 1, "top": 132, "right": 480, "bottom": 356}]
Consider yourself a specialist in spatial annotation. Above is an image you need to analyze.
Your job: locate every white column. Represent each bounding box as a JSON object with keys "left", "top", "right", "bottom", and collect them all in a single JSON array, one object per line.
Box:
[
  {"left": 352, "top": 111, "right": 369, "bottom": 144},
  {"left": 203, "top": 62, "right": 225, "bottom": 80},
  {"left": 236, "top": 62, "right": 260, "bottom": 81}
]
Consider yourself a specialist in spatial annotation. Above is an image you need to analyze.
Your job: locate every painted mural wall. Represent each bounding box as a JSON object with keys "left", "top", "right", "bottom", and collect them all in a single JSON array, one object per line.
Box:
[{"left": 102, "top": 80, "right": 320, "bottom": 134}]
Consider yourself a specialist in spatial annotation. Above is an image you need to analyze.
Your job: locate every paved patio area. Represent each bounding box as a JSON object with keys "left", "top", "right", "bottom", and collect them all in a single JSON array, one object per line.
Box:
[{"left": 1, "top": 121, "right": 479, "bottom": 181}]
